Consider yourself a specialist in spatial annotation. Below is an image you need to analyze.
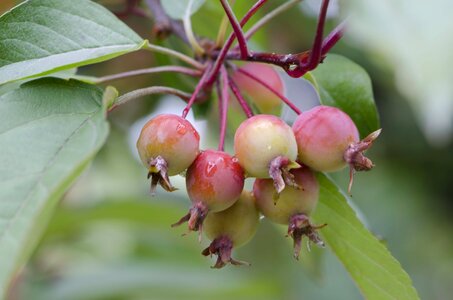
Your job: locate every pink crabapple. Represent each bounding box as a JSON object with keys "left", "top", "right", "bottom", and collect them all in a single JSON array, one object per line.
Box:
[
  {"left": 234, "top": 114, "right": 300, "bottom": 196},
  {"left": 231, "top": 63, "right": 284, "bottom": 114},
  {"left": 253, "top": 166, "right": 326, "bottom": 259},
  {"left": 202, "top": 190, "right": 259, "bottom": 268},
  {"left": 172, "top": 150, "right": 245, "bottom": 238},
  {"left": 136, "top": 114, "right": 200, "bottom": 194},
  {"left": 292, "top": 105, "right": 381, "bottom": 193}
]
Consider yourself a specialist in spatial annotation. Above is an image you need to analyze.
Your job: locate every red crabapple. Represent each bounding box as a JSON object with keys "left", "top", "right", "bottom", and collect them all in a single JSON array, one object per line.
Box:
[
  {"left": 292, "top": 106, "right": 381, "bottom": 192},
  {"left": 202, "top": 191, "right": 259, "bottom": 268},
  {"left": 234, "top": 114, "right": 300, "bottom": 195},
  {"left": 137, "top": 114, "right": 200, "bottom": 194},
  {"left": 172, "top": 150, "right": 245, "bottom": 238},
  {"left": 231, "top": 63, "right": 284, "bottom": 114},
  {"left": 253, "top": 166, "right": 325, "bottom": 259}
]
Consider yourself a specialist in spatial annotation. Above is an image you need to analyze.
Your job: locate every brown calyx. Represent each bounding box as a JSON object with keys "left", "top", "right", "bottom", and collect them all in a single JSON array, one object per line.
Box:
[
  {"left": 147, "top": 156, "right": 177, "bottom": 195},
  {"left": 171, "top": 202, "right": 208, "bottom": 242},
  {"left": 269, "top": 156, "right": 301, "bottom": 203},
  {"left": 288, "top": 214, "right": 326, "bottom": 260},
  {"left": 343, "top": 129, "right": 382, "bottom": 194},
  {"left": 202, "top": 236, "right": 250, "bottom": 269}
]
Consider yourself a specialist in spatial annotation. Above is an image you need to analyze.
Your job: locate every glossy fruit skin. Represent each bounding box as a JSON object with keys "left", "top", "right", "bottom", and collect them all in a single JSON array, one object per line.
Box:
[
  {"left": 204, "top": 191, "right": 259, "bottom": 247},
  {"left": 292, "top": 106, "right": 359, "bottom": 172},
  {"left": 186, "top": 150, "right": 245, "bottom": 212},
  {"left": 253, "top": 167, "right": 319, "bottom": 224},
  {"left": 231, "top": 63, "right": 284, "bottom": 114},
  {"left": 137, "top": 114, "right": 200, "bottom": 175},
  {"left": 234, "top": 115, "right": 298, "bottom": 178}
]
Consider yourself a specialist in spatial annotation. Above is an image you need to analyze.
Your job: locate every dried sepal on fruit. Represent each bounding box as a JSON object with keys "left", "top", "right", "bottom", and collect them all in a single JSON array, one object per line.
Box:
[{"left": 202, "top": 191, "right": 259, "bottom": 268}]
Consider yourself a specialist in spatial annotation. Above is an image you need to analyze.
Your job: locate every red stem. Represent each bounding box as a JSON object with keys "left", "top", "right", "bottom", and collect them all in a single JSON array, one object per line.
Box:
[
  {"left": 181, "top": 62, "right": 212, "bottom": 119},
  {"left": 218, "top": 66, "right": 230, "bottom": 151},
  {"left": 220, "top": 0, "right": 249, "bottom": 60},
  {"left": 237, "top": 68, "right": 302, "bottom": 115},
  {"left": 302, "top": 0, "right": 330, "bottom": 70},
  {"left": 321, "top": 20, "right": 346, "bottom": 55},
  {"left": 228, "top": 77, "right": 254, "bottom": 118},
  {"left": 206, "top": 0, "right": 268, "bottom": 85}
]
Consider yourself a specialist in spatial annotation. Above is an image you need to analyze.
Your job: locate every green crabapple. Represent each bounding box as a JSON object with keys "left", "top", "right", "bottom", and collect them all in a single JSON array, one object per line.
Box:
[
  {"left": 292, "top": 105, "right": 381, "bottom": 192},
  {"left": 231, "top": 63, "right": 284, "bottom": 114},
  {"left": 234, "top": 114, "right": 300, "bottom": 195},
  {"left": 253, "top": 166, "right": 325, "bottom": 259},
  {"left": 202, "top": 191, "right": 259, "bottom": 268},
  {"left": 136, "top": 114, "right": 200, "bottom": 194},
  {"left": 172, "top": 150, "right": 245, "bottom": 238}
]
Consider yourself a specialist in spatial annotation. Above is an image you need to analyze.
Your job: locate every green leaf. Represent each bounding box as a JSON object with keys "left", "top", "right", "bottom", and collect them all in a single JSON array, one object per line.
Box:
[
  {"left": 162, "top": 0, "right": 206, "bottom": 20},
  {"left": 310, "top": 54, "right": 380, "bottom": 137},
  {"left": 0, "top": 78, "right": 109, "bottom": 296},
  {"left": 313, "top": 173, "right": 420, "bottom": 300},
  {"left": 0, "top": 0, "right": 145, "bottom": 85}
]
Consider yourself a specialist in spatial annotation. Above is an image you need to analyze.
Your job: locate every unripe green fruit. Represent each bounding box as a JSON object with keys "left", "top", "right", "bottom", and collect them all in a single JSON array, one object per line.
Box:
[
  {"left": 253, "top": 166, "right": 325, "bottom": 259},
  {"left": 202, "top": 191, "right": 259, "bottom": 268},
  {"left": 253, "top": 167, "right": 319, "bottom": 224},
  {"left": 231, "top": 63, "right": 284, "bottom": 114},
  {"left": 234, "top": 114, "right": 298, "bottom": 178},
  {"left": 204, "top": 190, "right": 259, "bottom": 247}
]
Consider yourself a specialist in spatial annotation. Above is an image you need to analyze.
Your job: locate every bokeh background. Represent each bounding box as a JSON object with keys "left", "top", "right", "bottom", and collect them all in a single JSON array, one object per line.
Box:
[{"left": 2, "top": 0, "right": 453, "bottom": 299}]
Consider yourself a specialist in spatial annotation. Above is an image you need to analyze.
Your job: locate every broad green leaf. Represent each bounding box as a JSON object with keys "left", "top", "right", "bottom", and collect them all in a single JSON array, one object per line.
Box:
[
  {"left": 0, "top": 68, "right": 77, "bottom": 96},
  {"left": 162, "top": 0, "right": 206, "bottom": 20},
  {"left": 0, "top": 0, "right": 145, "bottom": 85},
  {"left": 310, "top": 54, "right": 380, "bottom": 137},
  {"left": 312, "top": 173, "right": 420, "bottom": 300},
  {"left": 0, "top": 78, "right": 109, "bottom": 296}
]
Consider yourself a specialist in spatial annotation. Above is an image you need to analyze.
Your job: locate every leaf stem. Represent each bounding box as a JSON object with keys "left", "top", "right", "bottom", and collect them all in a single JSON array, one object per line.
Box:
[
  {"left": 220, "top": 0, "right": 249, "bottom": 59},
  {"left": 218, "top": 66, "right": 229, "bottom": 151},
  {"left": 109, "top": 86, "right": 192, "bottom": 112},
  {"left": 183, "top": 0, "right": 205, "bottom": 55},
  {"left": 237, "top": 68, "right": 302, "bottom": 115},
  {"left": 228, "top": 77, "right": 254, "bottom": 118},
  {"left": 181, "top": 62, "right": 213, "bottom": 118},
  {"left": 143, "top": 42, "right": 204, "bottom": 69},
  {"left": 96, "top": 66, "right": 201, "bottom": 83}
]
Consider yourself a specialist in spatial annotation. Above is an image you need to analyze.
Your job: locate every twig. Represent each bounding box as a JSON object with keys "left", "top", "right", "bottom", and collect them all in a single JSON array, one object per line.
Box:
[
  {"left": 109, "top": 86, "right": 192, "bottom": 112},
  {"left": 96, "top": 66, "right": 202, "bottom": 83},
  {"left": 206, "top": 0, "right": 268, "bottom": 85},
  {"left": 243, "top": 0, "right": 302, "bottom": 41},
  {"left": 145, "top": 0, "right": 188, "bottom": 42}
]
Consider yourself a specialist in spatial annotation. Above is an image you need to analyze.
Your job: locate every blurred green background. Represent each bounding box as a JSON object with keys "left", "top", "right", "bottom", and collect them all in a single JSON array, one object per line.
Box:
[{"left": 2, "top": 0, "right": 453, "bottom": 299}]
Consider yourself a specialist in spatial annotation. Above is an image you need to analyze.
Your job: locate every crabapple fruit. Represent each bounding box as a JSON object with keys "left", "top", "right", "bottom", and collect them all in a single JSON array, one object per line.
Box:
[
  {"left": 253, "top": 166, "right": 325, "bottom": 259},
  {"left": 172, "top": 150, "right": 245, "bottom": 238},
  {"left": 202, "top": 191, "right": 259, "bottom": 268},
  {"left": 231, "top": 63, "right": 284, "bottom": 114},
  {"left": 137, "top": 114, "right": 200, "bottom": 194},
  {"left": 292, "top": 105, "right": 381, "bottom": 192},
  {"left": 234, "top": 114, "right": 300, "bottom": 195}
]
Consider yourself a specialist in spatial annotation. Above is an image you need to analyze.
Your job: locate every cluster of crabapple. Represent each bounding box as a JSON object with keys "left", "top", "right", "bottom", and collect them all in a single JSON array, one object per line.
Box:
[{"left": 136, "top": 63, "right": 380, "bottom": 268}]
